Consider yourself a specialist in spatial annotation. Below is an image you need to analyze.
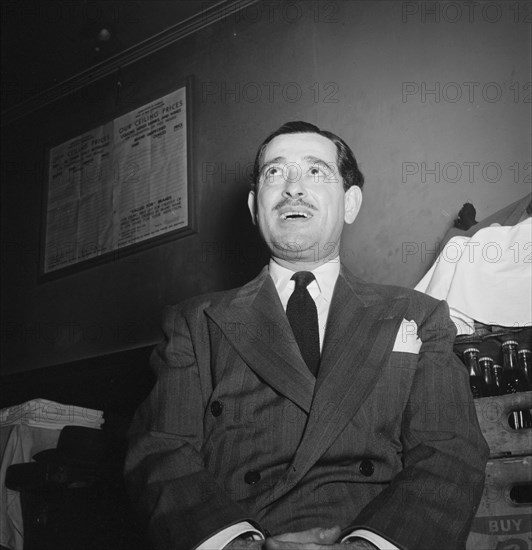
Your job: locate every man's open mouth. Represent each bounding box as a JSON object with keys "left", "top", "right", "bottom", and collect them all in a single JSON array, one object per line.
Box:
[{"left": 280, "top": 211, "right": 313, "bottom": 220}]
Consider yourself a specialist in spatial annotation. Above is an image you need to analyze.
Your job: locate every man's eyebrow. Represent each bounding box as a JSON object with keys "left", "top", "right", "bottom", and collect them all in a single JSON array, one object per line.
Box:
[
  {"left": 259, "top": 156, "right": 336, "bottom": 179},
  {"left": 259, "top": 156, "right": 286, "bottom": 175},
  {"left": 303, "top": 156, "right": 335, "bottom": 171}
]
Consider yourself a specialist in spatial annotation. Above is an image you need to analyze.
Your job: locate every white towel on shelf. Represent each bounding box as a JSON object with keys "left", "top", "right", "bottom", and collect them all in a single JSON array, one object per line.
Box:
[
  {"left": 415, "top": 217, "right": 531, "bottom": 335},
  {"left": 0, "top": 398, "right": 103, "bottom": 430}
]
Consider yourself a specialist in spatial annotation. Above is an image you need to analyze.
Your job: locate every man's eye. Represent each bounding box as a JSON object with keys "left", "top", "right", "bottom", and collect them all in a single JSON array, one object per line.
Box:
[
  {"left": 309, "top": 166, "right": 326, "bottom": 179},
  {"left": 264, "top": 166, "right": 281, "bottom": 179}
]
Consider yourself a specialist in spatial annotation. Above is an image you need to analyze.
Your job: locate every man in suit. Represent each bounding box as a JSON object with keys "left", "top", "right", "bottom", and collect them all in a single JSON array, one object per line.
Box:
[{"left": 125, "top": 122, "right": 489, "bottom": 550}]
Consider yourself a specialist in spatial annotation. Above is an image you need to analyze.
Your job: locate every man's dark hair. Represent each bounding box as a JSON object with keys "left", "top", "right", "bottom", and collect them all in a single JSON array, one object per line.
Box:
[{"left": 251, "top": 121, "right": 364, "bottom": 191}]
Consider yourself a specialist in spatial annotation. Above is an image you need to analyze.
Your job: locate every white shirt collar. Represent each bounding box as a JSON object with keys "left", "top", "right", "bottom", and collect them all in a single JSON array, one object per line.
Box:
[{"left": 268, "top": 257, "right": 340, "bottom": 304}]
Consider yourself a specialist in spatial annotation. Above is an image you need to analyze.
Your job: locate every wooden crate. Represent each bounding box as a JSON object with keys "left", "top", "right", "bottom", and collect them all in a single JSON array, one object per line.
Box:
[
  {"left": 467, "top": 456, "right": 531, "bottom": 550},
  {"left": 467, "top": 392, "right": 531, "bottom": 549},
  {"left": 474, "top": 392, "right": 532, "bottom": 458}
]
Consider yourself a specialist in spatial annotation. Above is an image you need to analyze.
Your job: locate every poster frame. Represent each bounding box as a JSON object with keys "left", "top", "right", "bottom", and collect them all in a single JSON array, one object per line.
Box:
[{"left": 38, "top": 76, "right": 195, "bottom": 282}]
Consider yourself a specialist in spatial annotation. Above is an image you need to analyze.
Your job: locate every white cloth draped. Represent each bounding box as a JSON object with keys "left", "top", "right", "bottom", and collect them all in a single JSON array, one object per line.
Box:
[{"left": 415, "top": 218, "right": 531, "bottom": 335}]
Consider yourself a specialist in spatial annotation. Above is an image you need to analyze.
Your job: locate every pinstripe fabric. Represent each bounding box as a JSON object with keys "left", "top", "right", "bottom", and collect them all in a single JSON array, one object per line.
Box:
[{"left": 125, "top": 266, "right": 489, "bottom": 550}]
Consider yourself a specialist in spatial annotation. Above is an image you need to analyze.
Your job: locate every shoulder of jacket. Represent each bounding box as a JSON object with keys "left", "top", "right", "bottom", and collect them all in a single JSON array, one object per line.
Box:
[
  {"left": 164, "top": 286, "right": 240, "bottom": 316},
  {"left": 342, "top": 268, "right": 442, "bottom": 311},
  {"left": 164, "top": 267, "right": 269, "bottom": 316}
]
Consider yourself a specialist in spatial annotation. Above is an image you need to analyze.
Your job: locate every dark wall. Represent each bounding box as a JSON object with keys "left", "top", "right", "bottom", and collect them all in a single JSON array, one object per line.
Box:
[{"left": 2, "top": 1, "right": 530, "bottom": 374}]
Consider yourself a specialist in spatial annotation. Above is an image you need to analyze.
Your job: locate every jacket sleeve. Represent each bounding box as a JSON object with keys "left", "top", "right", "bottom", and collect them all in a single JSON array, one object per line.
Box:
[
  {"left": 124, "top": 304, "right": 263, "bottom": 550},
  {"left": 343, "top": 299, "right": 489, "bottom": 550}
]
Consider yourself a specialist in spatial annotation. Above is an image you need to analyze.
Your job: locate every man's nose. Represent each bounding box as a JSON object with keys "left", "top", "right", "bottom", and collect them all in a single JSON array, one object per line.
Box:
[{"left": 282, "top": 164, "right": 305, "bottom": 198}]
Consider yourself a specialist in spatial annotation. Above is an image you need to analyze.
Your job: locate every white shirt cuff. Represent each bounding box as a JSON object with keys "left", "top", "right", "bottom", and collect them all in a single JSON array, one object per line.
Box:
[
  {"left": 342, "top": 529, "right": 399, "bottom": 549},
  {"left": 196, "top": 521, "right": 264, "bottom": 549}
]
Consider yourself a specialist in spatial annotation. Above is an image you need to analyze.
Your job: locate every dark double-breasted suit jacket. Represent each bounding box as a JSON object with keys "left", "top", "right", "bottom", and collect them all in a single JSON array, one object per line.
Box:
[{"left": 125, "top": 266, "right": 489, "bottom": 550}]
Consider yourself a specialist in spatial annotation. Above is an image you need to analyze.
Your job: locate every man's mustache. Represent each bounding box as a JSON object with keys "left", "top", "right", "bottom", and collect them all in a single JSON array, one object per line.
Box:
[{"left": 273, "top": 199, "right": 317, "bottom": 211}]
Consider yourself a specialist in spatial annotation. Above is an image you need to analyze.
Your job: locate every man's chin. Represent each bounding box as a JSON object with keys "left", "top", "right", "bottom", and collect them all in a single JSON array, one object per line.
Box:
[{"left": 269, "top": 240, "right": 318, "bottom": 262}]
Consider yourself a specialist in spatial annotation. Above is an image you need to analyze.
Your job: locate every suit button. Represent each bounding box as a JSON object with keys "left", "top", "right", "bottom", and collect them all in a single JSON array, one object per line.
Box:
[
  {"left": 244, "top": 470, "right": 261, "bottom": 485},
  {"left": 210, "top": 401, "right": 223, "bottom": 417},
  {"left": 359, "top": 459, "right": 374, "bottom": 477}
]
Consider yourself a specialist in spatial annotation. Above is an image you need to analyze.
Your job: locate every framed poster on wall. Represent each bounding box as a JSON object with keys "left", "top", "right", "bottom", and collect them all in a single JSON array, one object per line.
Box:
[{"left": 40, "top": 78, "right": 194, "bottom": 279}]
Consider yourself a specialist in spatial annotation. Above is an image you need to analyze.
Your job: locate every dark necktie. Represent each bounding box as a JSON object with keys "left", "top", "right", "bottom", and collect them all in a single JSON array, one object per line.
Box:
[{"left": 286, "top": 271, "right": 320, "bottom": 376}]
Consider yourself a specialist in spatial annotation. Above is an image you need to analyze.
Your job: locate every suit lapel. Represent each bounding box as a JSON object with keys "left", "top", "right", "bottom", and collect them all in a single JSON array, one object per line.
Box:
[
  {"left": 205, "top": 267, "right": 315, "bottom": 414},
  {"left": 256, "top": 268, "right": 409, "bottom": 508}
]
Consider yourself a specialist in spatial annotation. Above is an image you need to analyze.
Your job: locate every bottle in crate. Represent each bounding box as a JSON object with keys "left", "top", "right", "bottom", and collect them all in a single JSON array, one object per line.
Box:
[
  {"left": 463, "top": 345, "right": 488, "bottom": 398},
  {"left": 501, "top": 338, "right": 531, "bottom": 394},
  {"left": 500, "top": 337, "right": 532, "bottom": 429},
  {"left": 491, "top": 362, "right": 504, "bottom": 396},
  {"left": 517, "top": 330, "right": 531, "bottom": 386},
  {"left": 518, "top": 347, "right": 531, "bottom": 386},
  {"left": 478, "top": 340, "right": 500, "bottom": 397}
]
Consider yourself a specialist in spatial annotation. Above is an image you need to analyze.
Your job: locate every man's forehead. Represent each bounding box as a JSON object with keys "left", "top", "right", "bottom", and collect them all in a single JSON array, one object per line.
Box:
[{"left": 262, "top": 132, "right": 337, "bottom": 162}]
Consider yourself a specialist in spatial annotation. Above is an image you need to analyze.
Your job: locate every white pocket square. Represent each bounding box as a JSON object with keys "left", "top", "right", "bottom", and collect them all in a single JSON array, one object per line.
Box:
[{"left": 392, "top": 319, "right": 422, "bottom": 354}]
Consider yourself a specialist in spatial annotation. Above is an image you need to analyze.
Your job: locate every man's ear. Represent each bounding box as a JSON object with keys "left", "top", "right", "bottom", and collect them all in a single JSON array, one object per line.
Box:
[
  {"left": 344, "top": 185, "right": 362, "bottom": 224},
  {"left": 248, "top": 190, "right": 257, "bottom": 225}
]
